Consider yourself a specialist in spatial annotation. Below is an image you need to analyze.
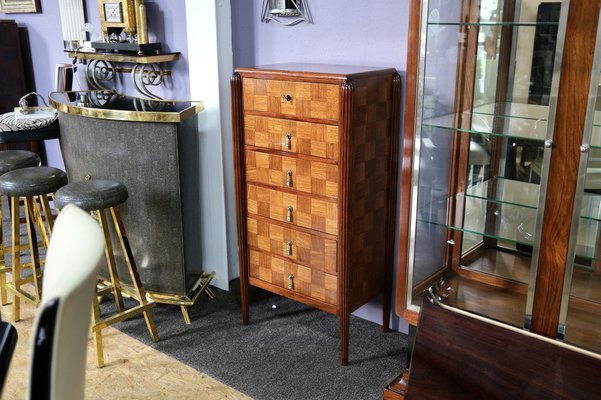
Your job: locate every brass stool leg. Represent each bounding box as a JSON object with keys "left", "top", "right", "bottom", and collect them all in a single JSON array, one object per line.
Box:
[
  {"left": 110, "top": 207, "right": 159, "bottom": 342},
  {"left": 10, "top": 197, "right": 20, "bottom": 321},
  {"left": 97, "top": 210, "right": 124, "bottom": 312},
  {"left": 0, "top": 199, "right": 7, "bottom": 306},
  {"left": 38, "top": 194, "right": 55, "bottom": 247},
  {"left": 91, "top": 290, "right": 105, "bottom": 368},
  {"left": 24, "top": 197, "right": 42, "bottom": 302},
  {"left": 180, "top": 306, "right": 191, "bottom": 325},
  {"left": 6, "top": 196, "right": 46, "bottom": 322}
]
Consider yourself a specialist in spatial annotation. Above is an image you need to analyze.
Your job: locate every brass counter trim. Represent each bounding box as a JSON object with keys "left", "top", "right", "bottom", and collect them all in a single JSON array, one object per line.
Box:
[
  {"left": 49, "top": 92, "right": 204, "bottom": 123},
  {"left": 67, "top": 51, "right": 180, "bottom": 64}
]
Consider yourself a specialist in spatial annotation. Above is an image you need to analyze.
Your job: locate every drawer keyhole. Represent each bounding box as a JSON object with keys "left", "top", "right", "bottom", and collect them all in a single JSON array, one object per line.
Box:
[
  {"left": 287, "top": 273, "right": 294, "bottom": 289},
  {"left": 286, "top": 240, "right": 293, "bottom": 256},
  {"left": 286, "top": 170, "right": 293, "bottom": 187},
  {"left": 282, "top": 94, "right": 292, "bottom": 102},
  {"left": 284, "top": 132, "right": 292, "bottom": 149},
  {"left": 287, "top": 206, "right": 293, "bottom": 222}
]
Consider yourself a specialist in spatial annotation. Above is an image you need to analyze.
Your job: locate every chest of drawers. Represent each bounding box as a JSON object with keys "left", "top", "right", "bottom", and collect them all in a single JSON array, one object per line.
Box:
[{"left": 231, "top": 63, "right": 401, "bottom": 365}]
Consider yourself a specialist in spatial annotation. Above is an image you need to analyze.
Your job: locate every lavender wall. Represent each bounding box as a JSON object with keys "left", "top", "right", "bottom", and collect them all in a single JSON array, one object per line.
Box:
[
  {"left": 4, "top": 0, "right": 190, "bottom": 167},
  {"left": 232, "top": 1, "right": 409, "bottom": 70},
  {"left": 231, "top": 0, "right": 411, "bottom": 331}
]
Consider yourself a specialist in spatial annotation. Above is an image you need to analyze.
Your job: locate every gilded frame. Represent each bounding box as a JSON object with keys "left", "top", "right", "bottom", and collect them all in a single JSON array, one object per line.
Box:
[{"left": 0, "top": 0, "right": 40, "bottom": 13}]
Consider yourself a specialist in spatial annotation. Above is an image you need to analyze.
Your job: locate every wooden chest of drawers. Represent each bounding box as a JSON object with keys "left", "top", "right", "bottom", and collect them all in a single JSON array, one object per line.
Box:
[{"left": 231, "top": 63, "right": 401, "bottom": 365}]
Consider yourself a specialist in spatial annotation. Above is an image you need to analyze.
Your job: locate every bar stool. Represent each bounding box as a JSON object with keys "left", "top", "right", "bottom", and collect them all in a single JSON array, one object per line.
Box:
[
  {"left": 54, "top": 179, "right": 159, "bottom": 367},
  {"left": 0, "top": 166, "right": 67, "bottom": 322},
  {"left": 0, "top": 150, "right": 41, "bottom": 306}
]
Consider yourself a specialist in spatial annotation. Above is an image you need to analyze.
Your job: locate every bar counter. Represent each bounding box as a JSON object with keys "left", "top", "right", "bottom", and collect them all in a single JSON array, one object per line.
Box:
[{"left": 50, "top": 91, "right": 210, "bottom": 318}]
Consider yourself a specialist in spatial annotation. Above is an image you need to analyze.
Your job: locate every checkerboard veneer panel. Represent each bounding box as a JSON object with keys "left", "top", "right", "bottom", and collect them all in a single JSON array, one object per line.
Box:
[
  {"left": 242, "top": 78, "right": 339, "bottom": 122},
  {"left": 244, "top": 115, "right": 339, "bottom": 160},
  {"left": 245, "top": 150, "right": 339, "bottom": 198},
  {"left": 246, "top": 184, "right": 338, "bottom": 236},
  {"left": 246, "top": 217, "right": 337, "bottom": 274},
  {"left": 249, "top": 249, "right": 338, "bottom": 305}
]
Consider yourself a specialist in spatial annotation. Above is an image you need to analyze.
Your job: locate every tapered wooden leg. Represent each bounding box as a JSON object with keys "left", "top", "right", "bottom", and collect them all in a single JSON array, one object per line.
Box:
[
  {"left": 382, "top": 284, "right": 391, "bottom": 333},
  {"left": 240, "top": 274, "right": 249, "bottom": 325},
  {"left": 340, "top": 312, "right": 349, "bottom": 366}
]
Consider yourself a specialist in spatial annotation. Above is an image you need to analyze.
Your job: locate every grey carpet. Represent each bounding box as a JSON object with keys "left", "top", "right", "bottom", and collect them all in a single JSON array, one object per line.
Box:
[{"left": 104, "top": 280, "right": 408, "bottom": 400}]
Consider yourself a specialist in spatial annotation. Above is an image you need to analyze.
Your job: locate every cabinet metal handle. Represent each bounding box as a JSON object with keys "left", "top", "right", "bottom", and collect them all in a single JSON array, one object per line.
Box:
[
  {"left": 286, "top": 240, "right": 293, "bottom": 256},
  {"left": 287, "top": 273, "right": 294, "bottom": 289},
  {"left": 287, "top": 206, "right": 293, "bottom": 222},
  {"left": 286, "top": 170, "right": 293, "bottom": 187},
  {"left": 284, "top": 132, "right": 292, "bottom": 149},
  {"left": 282, "top": 94, "right": 292, "bottom": 102}
]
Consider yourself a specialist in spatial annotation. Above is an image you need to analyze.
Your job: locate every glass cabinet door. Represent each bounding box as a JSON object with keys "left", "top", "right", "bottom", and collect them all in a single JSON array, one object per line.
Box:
[{"left": 406, "top": 0, "right": 568, "bottom": 328}]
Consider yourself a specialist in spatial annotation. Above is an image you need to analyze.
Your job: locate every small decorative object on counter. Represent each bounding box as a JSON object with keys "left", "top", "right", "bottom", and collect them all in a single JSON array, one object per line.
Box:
[{"left": 94, "top": 0, "right": 160, "bottom": 55}]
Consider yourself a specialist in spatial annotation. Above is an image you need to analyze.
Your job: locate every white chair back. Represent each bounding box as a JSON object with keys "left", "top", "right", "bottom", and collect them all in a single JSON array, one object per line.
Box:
[{"left": 28, "top": 204, "right": 104, "bottom": 400}]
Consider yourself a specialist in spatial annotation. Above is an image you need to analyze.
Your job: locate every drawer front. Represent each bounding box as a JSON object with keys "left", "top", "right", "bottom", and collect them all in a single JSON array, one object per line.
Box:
[
  {"left": 246, "top": 184, "right": 338, "bottom": 236},
  {"left": 244, "top": 115, "right": 339, "bottom": 160},
  {"left": 245, "top": 150, "right": 339, "bottom": 198},
  {"left": 249, "top": 249, "right": 338, "bottom": 306},
  {"left": 247, "top": 217, "right": 337, "bottom": 274},
  {"left": 243, "top": 78, "right": 339, "bottom": 122}
]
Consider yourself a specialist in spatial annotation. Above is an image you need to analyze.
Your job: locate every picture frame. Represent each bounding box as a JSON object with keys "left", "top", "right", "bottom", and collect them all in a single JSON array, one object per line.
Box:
[{"left": 0, "top": 0, "right": 40, "bottom": 13}]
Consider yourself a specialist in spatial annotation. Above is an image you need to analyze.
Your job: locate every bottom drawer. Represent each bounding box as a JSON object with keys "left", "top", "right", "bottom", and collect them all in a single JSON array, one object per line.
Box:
[{"left": 249, "top": 249, "right": 338, "bottom": 306}]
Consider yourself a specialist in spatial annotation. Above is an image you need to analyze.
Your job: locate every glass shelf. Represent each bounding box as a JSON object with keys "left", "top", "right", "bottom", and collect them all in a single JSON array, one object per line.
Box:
[
  {"left": 465, "top": 179, "right": 601, "bottom": 222},
  {"left": 466, "top": 178, "right": 539, "bottom": 210},
  {"left": 428, "top": 21, "right": 557, "bottom": 27},
  {"left": 422, "top": 102, "right": 601, "bottom": 148}
]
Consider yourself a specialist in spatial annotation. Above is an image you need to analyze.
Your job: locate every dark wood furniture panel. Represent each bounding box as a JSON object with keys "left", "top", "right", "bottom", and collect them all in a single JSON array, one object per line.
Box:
[
  {"left": 403, "top": 290, "right": 601, "bottom": 400},
  {"left": 0, "top": 20, "right": 26, "bottom": 114},
  {"left": 233, "top": 64, "right": 401, "bottom": 365}
]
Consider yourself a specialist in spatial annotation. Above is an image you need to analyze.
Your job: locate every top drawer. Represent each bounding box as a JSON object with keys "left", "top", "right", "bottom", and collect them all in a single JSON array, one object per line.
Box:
[{"left": 242, "top": 78, "right": 339, "bottom": 122}]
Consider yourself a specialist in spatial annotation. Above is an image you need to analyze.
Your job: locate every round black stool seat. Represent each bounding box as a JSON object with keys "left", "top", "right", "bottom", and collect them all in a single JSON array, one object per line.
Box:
[
  {"left": 0, "top": 166, "right": 67, "bottom": 197},
  {"left": 54, "top": 180, "right": 128, "bottom": 212},
  {"left": 0, "top": 150, "right": 41, "bottom": 175}
]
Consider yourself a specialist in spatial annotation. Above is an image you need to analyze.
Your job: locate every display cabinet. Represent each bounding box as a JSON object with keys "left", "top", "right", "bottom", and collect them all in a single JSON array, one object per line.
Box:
[{"left": 396, "top": 0, "right": 601, "bottom": 359}]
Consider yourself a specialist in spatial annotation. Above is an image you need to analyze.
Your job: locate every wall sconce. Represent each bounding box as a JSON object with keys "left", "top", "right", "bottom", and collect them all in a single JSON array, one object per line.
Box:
[{"left": 261, "top": 0, "right": 312, "bottom": 26}]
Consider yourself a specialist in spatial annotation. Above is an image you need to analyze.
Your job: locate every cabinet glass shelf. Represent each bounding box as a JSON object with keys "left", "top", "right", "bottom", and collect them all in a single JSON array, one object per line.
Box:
[
  {"left": 423, "top": 109, "right": 601, "bottom": 148},
  {"left": 428, "top": 21, "right": 557, "bottom": 27},
  {"left": 466, "top": 179, "right": 601, "bottom": 222}
]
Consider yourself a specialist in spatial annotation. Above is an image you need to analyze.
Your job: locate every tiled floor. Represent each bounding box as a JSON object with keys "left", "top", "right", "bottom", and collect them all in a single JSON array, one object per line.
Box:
[{"left": 1, "top": 300, "right": 250, "bottom": 399}]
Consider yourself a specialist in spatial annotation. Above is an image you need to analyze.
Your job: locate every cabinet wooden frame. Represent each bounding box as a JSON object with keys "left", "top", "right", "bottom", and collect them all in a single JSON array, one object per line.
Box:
[{"left": 232, "top": 64, "right": 401, "bottom": 366}]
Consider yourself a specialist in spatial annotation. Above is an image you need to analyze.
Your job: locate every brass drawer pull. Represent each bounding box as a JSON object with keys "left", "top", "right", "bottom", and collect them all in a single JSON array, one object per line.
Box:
[
  {"left": 287, "top": 273, "right": 294, "bottom": 289},
  {"left": 282, "top": 94, "right": 292, "bottom": 102},
  {"left": 287, "top": 206, "right": 293, "bottom": 222},
  {"left": 286, "top": 240, "right": 293, "bottom": 256},
  {"left": 284, "top": 132, "right": 292, "bottom": 149},
  {"left": 286, "top": 170, "right": 293, "bottom": 187}
]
